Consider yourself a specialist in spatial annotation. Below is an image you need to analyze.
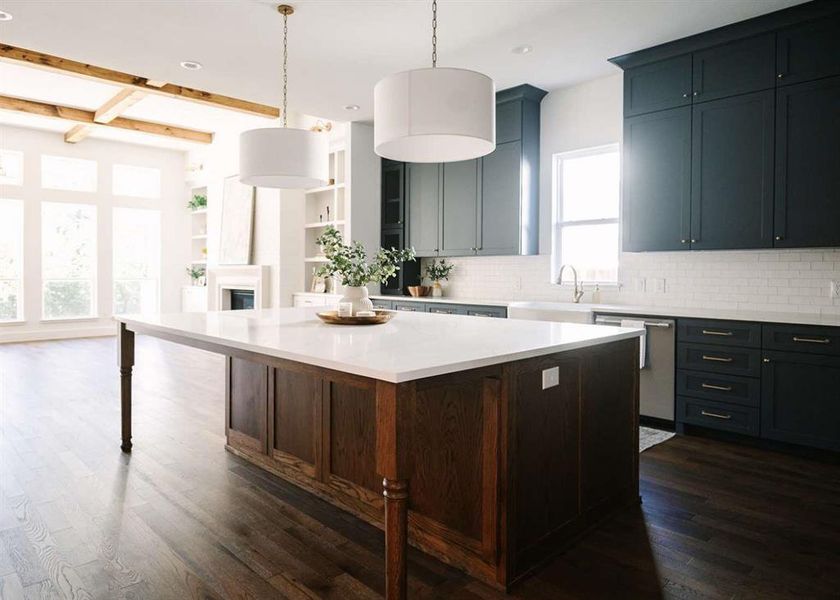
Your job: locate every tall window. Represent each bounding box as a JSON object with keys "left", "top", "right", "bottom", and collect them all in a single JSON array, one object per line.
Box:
[
  {"left": 41, "top": 155, "right": 97, "bottom": 192},
  {"left": 0, "top": 199, "right": 23, "bottom": 321},
  {"left": 0, "top": 150, "right": 24, "bottom": 186},
  {"left": 551, "top": 145, "right": 620, "bottom": 285},
  {"left": 113, "top": 208, "right": 160, "bottom": 315},
  {"left": 113, "top": 164, "right": 161, "bottom": 199},
  {"left": 42, "top": 202, "right": 97, "bottom": 319}
]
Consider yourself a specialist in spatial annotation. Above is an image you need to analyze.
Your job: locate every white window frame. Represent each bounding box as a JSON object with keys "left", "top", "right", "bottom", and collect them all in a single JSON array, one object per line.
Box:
[
  {"left": 0, "top": 198, "right": 24, "bottom": 323},
  {"left": 550, "top": 143, "right": 621, "bottom": 287},
  {"left": 41, "top": 201, "right": 98, "bottom": 321},
  {"left": 112, "top": 207, "right": 161, "bottom": 315},
  {"left": 0, "top": 149, "right": 24, "bottom": 187}
]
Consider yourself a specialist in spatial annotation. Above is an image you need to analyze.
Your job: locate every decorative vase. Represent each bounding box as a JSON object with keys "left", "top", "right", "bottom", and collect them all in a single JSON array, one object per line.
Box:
[
  {"left": 339, "top": 286, "right": 374, "bottom": 315},
  {"left": 431, "top": 281, "right": 443, "bottom": 298}
]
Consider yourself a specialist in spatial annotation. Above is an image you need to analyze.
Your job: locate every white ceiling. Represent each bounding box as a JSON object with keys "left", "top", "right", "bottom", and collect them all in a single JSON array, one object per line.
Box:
[{"left": 0, "top": 0, "right": 808, "bottom": 147}]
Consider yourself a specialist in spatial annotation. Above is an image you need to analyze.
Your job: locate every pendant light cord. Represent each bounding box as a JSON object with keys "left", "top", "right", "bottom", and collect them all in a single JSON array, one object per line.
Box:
[
  {"left": 431, "top": 0, "right": 437, "bottom": 68},
  {"left": 282, "top": 10, "right": 288, "bottom": 127}
]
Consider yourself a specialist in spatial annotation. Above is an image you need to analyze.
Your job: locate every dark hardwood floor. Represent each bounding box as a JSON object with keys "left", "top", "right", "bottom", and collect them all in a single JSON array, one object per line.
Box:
[{"left": 0, "top": 336, "right": 838, "bottom": 599}]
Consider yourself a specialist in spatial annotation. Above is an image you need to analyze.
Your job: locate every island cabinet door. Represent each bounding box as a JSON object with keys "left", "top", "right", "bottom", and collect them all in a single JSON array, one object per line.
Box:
[
  {"left": 269, "top": 367, "right": 322, "bottom": 479},
  {"left": 226, "top": 357, "right": 269, "bottom": 455}
]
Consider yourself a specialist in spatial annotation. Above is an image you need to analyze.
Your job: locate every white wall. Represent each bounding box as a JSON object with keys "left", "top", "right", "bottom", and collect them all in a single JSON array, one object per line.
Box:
[
  {"left": 0, "top": 124, "right": 188, "bottom": 343},
  {"left": 433, "top": 74, "right": 840, "bottom": 317}
]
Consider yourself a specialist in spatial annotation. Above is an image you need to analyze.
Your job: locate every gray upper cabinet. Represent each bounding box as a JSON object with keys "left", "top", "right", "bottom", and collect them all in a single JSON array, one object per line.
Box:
[
  {"left": 691, "top": 34, "right": 776, "bottom": 102},
  {"left": 495, "top": 100, "right": 522, "bottom": 144},
  {"left": 623, "top": 107, "right": 691, "bottom": 252},
  {"left": 689, "top": 90, "right": 774, "bottom": 250},
  {"left": 776, "top": 14, "right": 840, "bottom": 86},
  {"left": 624, "top": 55, "right": 692, "bottom": 117},
  {"left": 406, "top": 163, "right": 441, "bottom": 256},
  {"left": 479, "top": 140, "right": 522, "bottom": 255},
  {"left": 774, "top": 76, "right": 840, "bottom": 248},
  {"left": 440, "top": 159, "right": 480, "bottom": 256}
]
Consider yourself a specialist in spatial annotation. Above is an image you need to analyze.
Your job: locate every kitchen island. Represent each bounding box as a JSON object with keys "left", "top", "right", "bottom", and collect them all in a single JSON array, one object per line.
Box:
[{"left": 115, "top": 308, "right": 643, "bottom": 598}]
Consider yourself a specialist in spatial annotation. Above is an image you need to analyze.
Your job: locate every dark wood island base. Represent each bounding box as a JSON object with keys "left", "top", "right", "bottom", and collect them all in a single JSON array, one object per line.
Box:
[{"left": 118, "top": 322, "right": 639, "bottom": 598}]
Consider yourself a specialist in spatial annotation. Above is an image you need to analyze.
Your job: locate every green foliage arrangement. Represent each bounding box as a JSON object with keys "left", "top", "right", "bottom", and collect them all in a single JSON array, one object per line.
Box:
[
  {"left": 425, "top": 258, "right": 454, "bottom": 283},
  {"left": 315, "top": 226, "right": 416, "bottom": 287},
  {"left": 187, "top": 194, "right": 207, "bottom": 211},
  {"left": 186, "top": 265, "right": 206, "bottom": 282}
]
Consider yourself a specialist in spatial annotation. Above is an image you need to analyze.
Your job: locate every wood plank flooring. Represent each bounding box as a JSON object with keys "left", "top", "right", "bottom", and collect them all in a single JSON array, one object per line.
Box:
[{"left": 0, "top": 336, "right": 838, "bottom": 599}]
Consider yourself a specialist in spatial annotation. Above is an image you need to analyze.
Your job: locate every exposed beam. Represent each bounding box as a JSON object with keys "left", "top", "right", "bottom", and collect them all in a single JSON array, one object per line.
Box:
[
  {"left": 64, "top": 124, "right": 92, "bottom": 144},
  {"left": 94, "top": 88, "right": 146, "bottom": 124},
  {"left": 0, "top": 94, "right": 213, "bottom": 144},
  {"left": 0, "top": 44, "right": 279, "bottom": 118}
]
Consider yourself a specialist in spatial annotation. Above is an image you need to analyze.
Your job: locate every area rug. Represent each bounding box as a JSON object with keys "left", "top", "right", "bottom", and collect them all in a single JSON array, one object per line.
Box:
[{"left": 639, "top": 426, "right": 675, "bottom": 452}]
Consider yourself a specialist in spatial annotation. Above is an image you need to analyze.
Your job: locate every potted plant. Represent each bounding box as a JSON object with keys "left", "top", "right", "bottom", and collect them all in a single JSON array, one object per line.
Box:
[
  {"left": 425, "top": 259, "right": 454, "bottom": 298},
  {"left": 315, "top": 226, "right": 415, "bottom": 314},
  {"left": 187, "top": 193, "right": 207, "bottom": 211},
  {"left": 186, "top": 265, "right": 206, "bottom": 286}
]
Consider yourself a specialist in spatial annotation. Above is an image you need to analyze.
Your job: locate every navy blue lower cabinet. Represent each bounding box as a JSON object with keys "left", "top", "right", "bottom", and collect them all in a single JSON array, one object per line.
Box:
[
  {"left": 677, "top": 396, "right": 760, "bottom": 436},
  {"left": 761, "top": 351, "right": 840, "bottom": 451}
]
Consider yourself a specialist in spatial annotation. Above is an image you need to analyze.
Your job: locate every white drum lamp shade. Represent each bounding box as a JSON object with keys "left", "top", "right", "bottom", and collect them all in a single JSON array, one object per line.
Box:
[
  {"left": 374, "top": 67, "right": 495, "bottom": 163},
  {"left": 240, "top": 128, "right": 329, "bottom": 189}
]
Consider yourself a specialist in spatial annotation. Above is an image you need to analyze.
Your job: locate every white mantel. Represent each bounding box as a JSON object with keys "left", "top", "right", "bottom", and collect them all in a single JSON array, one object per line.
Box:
[{"left": 207, "top": 265, "right": 271, "bottom": 311}]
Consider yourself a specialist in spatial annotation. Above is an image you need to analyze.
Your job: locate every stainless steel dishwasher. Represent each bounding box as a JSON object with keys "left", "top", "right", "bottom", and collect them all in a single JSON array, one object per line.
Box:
[{"left": 594, "top": 313, "right": 675, "bottom": 421}]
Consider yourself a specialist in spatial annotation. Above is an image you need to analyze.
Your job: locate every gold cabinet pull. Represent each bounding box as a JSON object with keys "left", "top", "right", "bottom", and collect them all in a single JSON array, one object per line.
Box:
[
  {"left": 701, "top": 410, "right": 732, "bottom": 420},
  {"left": 702, "top": 354, "right": 734, "bottom": 363},
  {"left": 702, "top": 329, "right": 733, "bottom": 337},
  {"left": 701, "top": 383, "right": 733, "bottom": 392},
  {"left": 792, "top": 336, "right": 830, "bottom": 344}
]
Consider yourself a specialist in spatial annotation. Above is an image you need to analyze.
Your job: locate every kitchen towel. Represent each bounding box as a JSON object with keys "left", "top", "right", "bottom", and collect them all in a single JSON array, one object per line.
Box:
[{"left": 621, "top": 319, "right": 647, "bottom": 369}]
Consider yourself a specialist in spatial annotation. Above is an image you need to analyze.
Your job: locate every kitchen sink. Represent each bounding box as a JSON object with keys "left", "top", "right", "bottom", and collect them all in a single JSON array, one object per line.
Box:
[{"left": 507, "top": 301, "right": 594, "bottom": 324}]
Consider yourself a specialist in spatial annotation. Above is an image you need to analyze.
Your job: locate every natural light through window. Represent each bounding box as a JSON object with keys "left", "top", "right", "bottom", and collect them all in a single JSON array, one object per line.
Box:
[
  {"left": 113, "top": 207, "right": 161, "bottom": 315},
  {"left": 0, "top": 199, "right": 24, "bottom": 321},
  {"left": 42, "top": 202, "right": 97, "bottom": 319},
  {"left": 551, "top": 145, "right": 620, "bottom": 285},
  {"left": 113, "top": 164, "right": 162, "bottom": 199},
  {"left": 41, "top": 155, "right": 98, "bottom": 192},
  {"left": 0, "top": 150, "right": 24, "bottom": 186}
]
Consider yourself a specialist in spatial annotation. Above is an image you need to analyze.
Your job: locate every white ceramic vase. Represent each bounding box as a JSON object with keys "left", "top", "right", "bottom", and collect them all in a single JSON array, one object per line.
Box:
[
  {"left": 431, "top": 281, "right": 443, "bottom": 297},
  {"left": 340, "top": 286, "right": 374, "bottom": 314}
]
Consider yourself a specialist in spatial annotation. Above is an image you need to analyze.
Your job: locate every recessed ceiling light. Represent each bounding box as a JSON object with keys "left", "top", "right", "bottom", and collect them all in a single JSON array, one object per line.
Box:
[
  {"left": 0, "top": 10, "right": 13, "bottom": 21},
  {"left": 511, "top": 44, "right": 533, "bottom": 55},
  {"left": 179, "top": 60, "right": 203, "bottom": 71},
  {"left": 344, "top": 104, "right": 360, "bottom": 111}
]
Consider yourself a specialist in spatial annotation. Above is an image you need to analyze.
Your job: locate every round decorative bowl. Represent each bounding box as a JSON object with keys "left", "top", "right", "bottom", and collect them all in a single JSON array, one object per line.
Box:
[
  {"left": 316, "top": 310, "right": 394, "bottom": 325},
  {"left": 407, "top": 285, "right": 431, "bottom": 297}
]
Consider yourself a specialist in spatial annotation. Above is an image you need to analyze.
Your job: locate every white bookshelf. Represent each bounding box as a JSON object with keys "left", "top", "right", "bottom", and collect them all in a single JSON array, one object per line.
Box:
[{"left": 185, "top": 185, "right": 209, "bottom": 311}]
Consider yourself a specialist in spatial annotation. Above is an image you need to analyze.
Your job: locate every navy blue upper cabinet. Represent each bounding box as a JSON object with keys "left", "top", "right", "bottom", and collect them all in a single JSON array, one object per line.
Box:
[
  {"left": 479, "top": 141, "right": 522, "bottom": 255},
  {"left": 776, "top": 14, "right": 840, "bottom": 86},
  {"left": 406, "top": 162, "right": 441, "bottom": 256},
  {"left": 624, "top": 55, "right": 692, "bottom": 117},
  {"left": 440, "top": 159, "right": 480, "bottom": 256},
  {"left": 623, "top": 107, "right": 691, "bottom": 252},
  {"left": 774, "top": 76, "right": 840, "bottom": 249},
  {"left": 495, "top": 100, "right": 522, "bottom": 144},
  {"left": 690, "top": 91, "right": 774, "bottom": 250},
  {"left": 691, "top": 34, "right": 776, "bottom": 102},
  {"left": 381, "top": 159, "right": 405, "bottom": 229}
]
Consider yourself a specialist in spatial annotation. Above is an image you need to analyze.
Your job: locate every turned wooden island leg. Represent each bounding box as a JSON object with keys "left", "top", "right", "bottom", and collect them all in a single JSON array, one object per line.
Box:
[
  {"left": 376, "top": 380, "right": 412, "bottom": 600},
  {"left": 118, "top": 323, "right": 135, "bottom": 452}
]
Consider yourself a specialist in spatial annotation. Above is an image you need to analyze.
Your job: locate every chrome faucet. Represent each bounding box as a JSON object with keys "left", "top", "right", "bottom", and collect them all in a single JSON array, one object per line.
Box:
[{"left": 557, "top": 264, "right": 585, "bottom": 303}]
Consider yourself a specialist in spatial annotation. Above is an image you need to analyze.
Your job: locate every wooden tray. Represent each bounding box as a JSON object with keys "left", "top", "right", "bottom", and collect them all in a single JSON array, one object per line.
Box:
[{"left": 316, "top": 310, "right": 394, "bottom": 325}]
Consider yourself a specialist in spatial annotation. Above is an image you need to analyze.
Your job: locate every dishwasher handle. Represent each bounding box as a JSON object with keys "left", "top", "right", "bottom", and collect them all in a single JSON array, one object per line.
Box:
[{"left": 594, "top": 316, "right": 672, "bottom": 329}]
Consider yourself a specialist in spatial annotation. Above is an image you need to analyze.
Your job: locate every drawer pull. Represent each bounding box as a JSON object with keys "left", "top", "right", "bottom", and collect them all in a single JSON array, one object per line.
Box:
[
  {"left": 701, "top": 410, "right": 732, "bottom": 420},
  {"left": 702, "top": 354, "right": 734, "bottom": 363},
  {"left": 702, "top": 329, "right": 733, "bottom": 337},
  {"left": 701, "top": 383, "right": 733, "bottom": 392},
  {"left": 792, "top": 336, "right": 830, "bottom": 345}
]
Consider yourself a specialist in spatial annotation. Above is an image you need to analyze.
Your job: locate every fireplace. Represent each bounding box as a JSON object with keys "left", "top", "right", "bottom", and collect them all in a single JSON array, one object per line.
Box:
[
  {"left": 228, "top": 289, "right": 255, "bottom": 310},
  {"left": 207, "top": 265, "right": 270, "bottom": 311}
]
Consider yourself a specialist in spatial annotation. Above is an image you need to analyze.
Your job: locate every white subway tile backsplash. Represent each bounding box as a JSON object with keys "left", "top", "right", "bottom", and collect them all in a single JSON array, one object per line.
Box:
[{"left": 424, "top": 248, "right": 840, "bottom": 317}]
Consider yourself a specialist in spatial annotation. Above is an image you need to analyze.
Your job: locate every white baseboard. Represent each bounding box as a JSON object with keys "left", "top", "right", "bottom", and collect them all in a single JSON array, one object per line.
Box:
[{"left": 0, "top": 326, "right": 116, "bottom": 344}]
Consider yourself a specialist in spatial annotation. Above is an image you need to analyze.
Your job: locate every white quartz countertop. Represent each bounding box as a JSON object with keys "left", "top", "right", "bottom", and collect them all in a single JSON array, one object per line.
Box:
[{"left": 116, "top": 308, "right": 643, "bottom": 383}]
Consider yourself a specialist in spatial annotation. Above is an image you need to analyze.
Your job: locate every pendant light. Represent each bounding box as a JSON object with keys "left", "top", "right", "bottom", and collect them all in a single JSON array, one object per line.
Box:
[
  {"left": 374, "top": 0, "right": 495, "bottom": 163},
  {"left": 240, "top": 4, "right": 328, "bottom": 188}
]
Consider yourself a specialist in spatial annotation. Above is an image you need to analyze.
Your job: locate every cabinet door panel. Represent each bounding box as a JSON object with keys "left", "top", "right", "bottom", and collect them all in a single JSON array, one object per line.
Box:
[
  {"left": 692, "top": 34, "right": 775, "bottom": 102},
  {"left": 776, "top": 15, "right": 840, "bottom": 86},
  {"left": 774, "top": 76, "right": 840, "bottom": 248},
  {"left": 496, "top": 100, "right": 522, "bottom": 144},
  {"left": 227, "top": 357, "right": 268, "bottom": 454},
  {"left": 440, "top": 159, "right": 479, "bottom": 256},
  {"left": 381, "top": 159, "right": 405, "bottom": 229},
  {"left": 762, "top": 351, "right": 840, "bottom": 451},
  {"left": 479, "top": 141, "right": 522, "bottom": 255},
  {"left": 380, "top": 228, "right": 419, "bottom": 295},
  {"left": 623, "top": 107, "right": 691, "bottom": 252},
  {"left": 407, "top": 162, "right": 441, "bottom": 256},
  {"left": 624, "top": 55, "right": 692, "bottom": 117},
  {"left": 690, "top": 91, "right": 774, "bottom": 250}
]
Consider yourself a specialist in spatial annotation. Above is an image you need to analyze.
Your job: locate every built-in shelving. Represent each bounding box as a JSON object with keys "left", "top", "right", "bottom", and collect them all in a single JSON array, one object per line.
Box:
[
  {"left": 304, "top": 219, "right": 346, "bottom": 229},
  {"left": 185, "top": 185, "right": 209, "bottom": 312},
  {"left": 304, "top": 144, "right": 347, "bottom": 292}
]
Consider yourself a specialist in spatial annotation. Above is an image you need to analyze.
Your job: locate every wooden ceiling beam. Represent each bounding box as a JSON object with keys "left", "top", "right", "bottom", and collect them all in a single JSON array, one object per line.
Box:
[
  {"left": 0, "top": 94, "right": 213, "bottom": 144},
  {"left": 64, "top": 124, "right": 93, "bottom": 143},
  {"left": 0, "top": 44, "right": 279, "bottom": 118},
  {"left": 94, "top": 88, "right": 146, "bottom": 124}
]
